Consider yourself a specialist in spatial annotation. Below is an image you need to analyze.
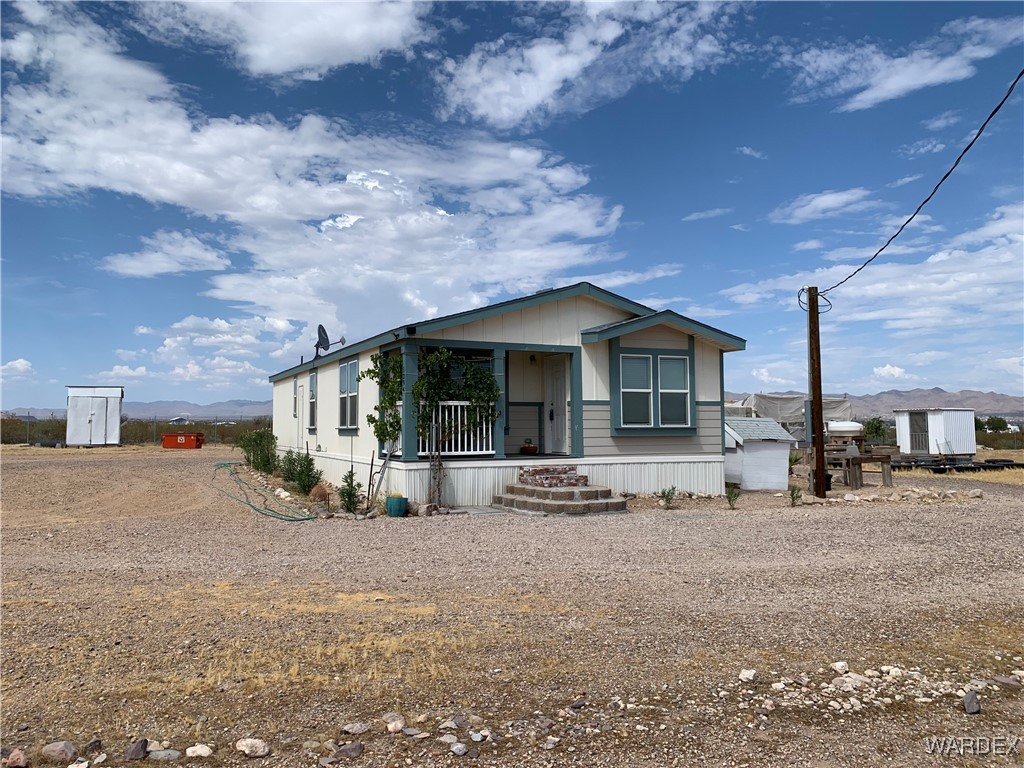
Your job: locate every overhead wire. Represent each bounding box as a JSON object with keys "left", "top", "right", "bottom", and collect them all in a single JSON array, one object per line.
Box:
[{"left": 818, "top": 66, "right": 1024, "bottom": 297}]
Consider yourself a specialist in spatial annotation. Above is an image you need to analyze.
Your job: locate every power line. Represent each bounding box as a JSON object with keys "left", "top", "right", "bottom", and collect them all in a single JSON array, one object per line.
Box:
[{"left": 820, "top": 66, "right": 1024, "bottom": 296}]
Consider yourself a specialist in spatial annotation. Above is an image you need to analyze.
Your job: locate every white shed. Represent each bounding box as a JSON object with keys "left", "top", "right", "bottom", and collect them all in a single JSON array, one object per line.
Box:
[
  {"left": 893, "top": 408, "right": 976, "bottom": 457},
  {"left": 66, "top": 386, "right": 124, "bottom": 446},
  {"left": 724, "top": 417, "right": 797, "bottom": 490}
]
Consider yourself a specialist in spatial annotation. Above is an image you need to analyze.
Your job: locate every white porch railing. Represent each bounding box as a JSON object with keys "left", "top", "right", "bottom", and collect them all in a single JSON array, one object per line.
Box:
[{"left": 393, "top": 401, "right": 495, "bottom": 457}]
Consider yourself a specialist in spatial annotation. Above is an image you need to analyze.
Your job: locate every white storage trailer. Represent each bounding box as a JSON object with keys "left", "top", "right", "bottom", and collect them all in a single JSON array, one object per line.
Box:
[
  {"left": 66, "top": 386, "right": 125, "bottom": 446},
  {"left": 893, "top": 407, "right": 976, "bottom": 457}
]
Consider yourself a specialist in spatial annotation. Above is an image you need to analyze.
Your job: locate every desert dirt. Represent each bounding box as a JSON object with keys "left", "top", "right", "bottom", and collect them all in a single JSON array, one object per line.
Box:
[{"left": 1, "top": 444, "right": 1022, "bottom": 767}]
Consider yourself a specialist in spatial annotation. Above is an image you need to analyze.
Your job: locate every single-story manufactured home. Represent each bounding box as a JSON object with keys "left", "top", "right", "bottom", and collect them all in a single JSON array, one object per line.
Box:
[{"left": 268, "top": 283, "right": 745, "bottom": 505}]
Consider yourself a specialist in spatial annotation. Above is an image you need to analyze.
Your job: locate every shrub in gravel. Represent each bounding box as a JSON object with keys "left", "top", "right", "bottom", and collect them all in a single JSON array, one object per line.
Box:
[
  {"left": 789, "top": 485, "right": 802, "bottom": 507},
  {"left": 280, "top": 449, "right": 299, "bottom": 482},
  {"left": 292, "top": 449, "right": 324, "bottom": 495},
  {"left": 725, "top": 483, "right": 741, "bottom": 509},
  {"left": 237, "top": 428, "right": 278, "bottom": 474},
  {"left": 338, "top": 468, "right": 363, "bottom": 514},
  {"left": 654, "top": 486, "right": 678, "bottom": 509}
]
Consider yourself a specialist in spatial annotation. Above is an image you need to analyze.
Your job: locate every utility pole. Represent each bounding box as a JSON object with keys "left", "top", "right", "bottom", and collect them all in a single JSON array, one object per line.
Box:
[{"left": 806, "top": 287, "right": 828, "bottom": 498}]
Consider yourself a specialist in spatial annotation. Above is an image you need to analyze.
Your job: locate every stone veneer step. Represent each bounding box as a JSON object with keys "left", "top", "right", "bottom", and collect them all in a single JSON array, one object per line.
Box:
[
  {"left": 517, "top": 464, "right": 589, "bottom": 488},
  {"left": 492, "top": 484, "right": 627, "bottom": 515}
]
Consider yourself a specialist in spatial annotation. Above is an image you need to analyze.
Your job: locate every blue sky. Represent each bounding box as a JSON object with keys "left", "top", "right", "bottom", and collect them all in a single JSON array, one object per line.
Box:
[{"left": 2, "top": 1, "right": 1022, "bottom": 409}]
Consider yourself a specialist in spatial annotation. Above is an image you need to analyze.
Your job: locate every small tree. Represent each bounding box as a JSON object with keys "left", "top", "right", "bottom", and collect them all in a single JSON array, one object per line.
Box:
[
  {"left": 863, "top": 417, "right": 889, "bottom": 444},
  {"left": 338, "top": 468, "right": 363, "bottom": 514},
  {"left": 359, "top": 351, "right": 404, "bottom": 452},
  {"left": 985, "top": 415, "right": 1008, "bottom": 433},
  {"left": 974, "top": 416, "right": 986, "bottom": 431}
]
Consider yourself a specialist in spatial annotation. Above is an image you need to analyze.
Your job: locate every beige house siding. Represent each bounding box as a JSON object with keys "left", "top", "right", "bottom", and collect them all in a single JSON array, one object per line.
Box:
[{"left": 419, "top": 295, "right": 631, "bottom": 346}]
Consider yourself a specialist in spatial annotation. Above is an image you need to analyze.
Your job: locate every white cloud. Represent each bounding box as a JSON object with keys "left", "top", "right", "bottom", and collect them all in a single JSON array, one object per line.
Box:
[
  {"left": 899, "top": 138, "right": 946, "bottom": 158},
  {"left": 888, "top": 174, "right": 923, "bottom": 188},
  {"left": 134, "top": 2, "right": 434, "bottom": 81},
  {"left": 873, "top": 364, "right": 916, "bottom": 380},
  {"left": 2, "top": 3, "right": 672, "bottom": 390},
  {"left": 769, "top": 188, "right": 881, "bottom": 225},
  {"left": 1, "top": 359, "right": 35, "bottom": 381},
  {"left": 102, "top": 231, "right": 230, "bottom": 277},
  {"left": 736, "top": 146, "right": 766, "bottom": 160},
  {"left": 437, "top": 3, "right": 736, "bottom": 129},
  {"left": 752, "top": 367, "right": 795, "bottom": 386},
  {"left": 721, "top": 203, "right": 1023, "bottom": 344},
  {"left": 682, "top": 207, "right": 732, "bottom": 222},
  {"left": 729, "top": 224, "right": 749, "bottom": 232},
  {"left": 92, "top": 365, "right": 148, "bottom": 379},
  {"left": 793, "top": 239, "right": 824, "bottom": 251},
  {"left": 923, "top": 110, "right": 961, "bottom": 131},
  {"left": 905, "top": 350, "right": 951, "bottom": 365},
  {"left": 776, "top": 16, "right": 1024, "bottom": 111}
]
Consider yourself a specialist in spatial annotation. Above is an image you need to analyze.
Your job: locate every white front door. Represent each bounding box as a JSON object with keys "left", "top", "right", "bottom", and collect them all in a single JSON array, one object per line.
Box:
[{"left": 544, "top": 355, "right": 568, "bottom": 454}]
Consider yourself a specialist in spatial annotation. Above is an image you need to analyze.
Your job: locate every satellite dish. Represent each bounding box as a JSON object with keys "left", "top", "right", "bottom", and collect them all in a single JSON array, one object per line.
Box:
[{"left": 314, "top": 324, "right": 345, "bottom": 357}]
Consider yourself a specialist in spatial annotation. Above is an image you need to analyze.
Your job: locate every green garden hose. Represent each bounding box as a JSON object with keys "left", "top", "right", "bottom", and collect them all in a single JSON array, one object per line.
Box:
[{"left": 211, "top": 461, "right": 317, "bottom": 522}]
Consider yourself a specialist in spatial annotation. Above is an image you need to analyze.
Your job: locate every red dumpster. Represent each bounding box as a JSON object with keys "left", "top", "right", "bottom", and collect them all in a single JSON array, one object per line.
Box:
[{"left": 161, "top": 432, "right": 205, "bottom": 449}]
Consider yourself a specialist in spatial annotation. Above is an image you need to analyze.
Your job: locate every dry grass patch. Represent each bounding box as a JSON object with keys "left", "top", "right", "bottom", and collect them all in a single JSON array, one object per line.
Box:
[{"left": 896, "top": 467, "right": 1024, "bottom": 485}]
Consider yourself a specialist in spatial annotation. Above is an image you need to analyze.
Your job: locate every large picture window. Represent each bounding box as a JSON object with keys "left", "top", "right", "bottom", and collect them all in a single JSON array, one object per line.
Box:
[
  {"left": 338, "top": 360, "right": 359, "bottom": 429},
  {"left": 308, "top": 370, "right": 317, "bottom": 429}
]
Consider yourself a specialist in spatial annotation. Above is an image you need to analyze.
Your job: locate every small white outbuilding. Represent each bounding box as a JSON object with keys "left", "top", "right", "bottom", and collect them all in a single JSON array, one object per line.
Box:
[
  {"left": 724, "top": 417, "right": 797, "bottom": 490},
  {"left": 66, "top": 385, "right": 124, "bottom": 446},
  {"left": 893, "top": 407, "right": 976, "bottom": 457}
]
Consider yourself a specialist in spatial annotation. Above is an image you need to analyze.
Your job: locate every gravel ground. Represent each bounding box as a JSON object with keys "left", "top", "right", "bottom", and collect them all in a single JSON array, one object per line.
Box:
[{"left": 1, "top": 444, "right": 1022, "bottom": 767}]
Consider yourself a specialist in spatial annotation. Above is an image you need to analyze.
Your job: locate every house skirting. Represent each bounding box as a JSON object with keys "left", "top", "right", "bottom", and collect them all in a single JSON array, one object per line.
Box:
[{"left": 295, "top": 450, "right": 725, "bottom": 506}]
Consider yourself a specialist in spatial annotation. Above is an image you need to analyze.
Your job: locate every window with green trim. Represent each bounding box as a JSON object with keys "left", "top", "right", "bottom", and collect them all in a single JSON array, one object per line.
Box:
[
  {"left": 620, "top": 355, "right": 652, "bottom": 426},
  {"left": 614, "top": 349, "right": 693, "bottom": 431},
  {"left": 338, "top": 360, "right": 358, "bottom": 429},
  {"left": 658, "top": 356, "right": 690, "bottom": 426},
  {"left": 308, "top": 369, "right": 317, "bottom": 430}
]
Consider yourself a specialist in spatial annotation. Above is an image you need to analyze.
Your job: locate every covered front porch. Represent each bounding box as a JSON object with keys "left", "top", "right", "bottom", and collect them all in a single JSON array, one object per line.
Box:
[{"left": 386, "top": 341, "right": 582, "bottom": 462}]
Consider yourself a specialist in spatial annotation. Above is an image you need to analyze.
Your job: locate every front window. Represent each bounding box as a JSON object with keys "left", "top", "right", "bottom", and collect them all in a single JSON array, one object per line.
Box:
[
  {"left": 338, "top": 360, "right": 359, "bottom": 429},
  {"left": 620, "top": 355, "right": 652, "bottom": 426},
  {"left": 308, "top": 370, "right": 317, "bottom": 429}
]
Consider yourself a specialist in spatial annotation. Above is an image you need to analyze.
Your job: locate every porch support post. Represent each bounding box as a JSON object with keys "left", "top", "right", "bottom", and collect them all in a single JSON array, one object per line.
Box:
[
  {"left": 492, "top": 351, "right": 506, "bottom": 458},
  {"left": 399, "top": 342, "right": 419, "bottom": 461},
  {"left": 570, "top": 351, "right": 583, "bottom": 458}
]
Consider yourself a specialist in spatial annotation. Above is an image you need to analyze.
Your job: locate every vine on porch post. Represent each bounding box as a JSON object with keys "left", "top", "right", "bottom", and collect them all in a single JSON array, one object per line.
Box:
[{"left": 413, "top": 347, "right": 501, "bottom": 505}]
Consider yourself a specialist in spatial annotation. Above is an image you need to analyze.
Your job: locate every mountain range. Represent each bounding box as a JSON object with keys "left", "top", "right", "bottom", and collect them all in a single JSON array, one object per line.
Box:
[{"left": 6, "top": 388, "right": 1022, "bottom": 422}]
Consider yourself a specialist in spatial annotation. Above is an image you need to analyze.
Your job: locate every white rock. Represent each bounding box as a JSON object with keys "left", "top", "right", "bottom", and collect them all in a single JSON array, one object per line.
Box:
[
  {"left": 828, "top": 700, "right": 842, "bottom": 710},
  {"left": 185, "top": 745, "right": 213, "bottom": 758},
  {"left": 843, "top": 493, "right": 859, "bottom": 502},
  {"left": 92, "top": 755, "right": 106, "bottom": 766},
  {"left": 771, "top": 682, "right": 786, "bottom": 691},
  {"left": 234, "top": 739, "right": 270, "bottom": 758},
  {"left": 739, "top": 669, "right": 757, "bottom": 683},
  {"left": 830, "top": 661, "right": 849, "bottom": 674},
  {"left": 887, "top": 667, "right": 904, "bottom": 678}
]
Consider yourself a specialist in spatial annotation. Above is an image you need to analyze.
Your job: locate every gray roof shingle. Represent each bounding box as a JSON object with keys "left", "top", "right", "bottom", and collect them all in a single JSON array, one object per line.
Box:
[{"left": 725, "top": 417, "right": 795, "bottom": 443}]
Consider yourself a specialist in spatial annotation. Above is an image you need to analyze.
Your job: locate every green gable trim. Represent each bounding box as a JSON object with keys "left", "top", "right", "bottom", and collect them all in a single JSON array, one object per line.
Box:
[
  {"left": 582, "top": 399, "right": 610, "bottom": 406},
  {"left": 270, "top": 282, "right": 654, "bottom": 382},
  {"left": 582, "top": 310, "right": 745, "bottom": 352}
]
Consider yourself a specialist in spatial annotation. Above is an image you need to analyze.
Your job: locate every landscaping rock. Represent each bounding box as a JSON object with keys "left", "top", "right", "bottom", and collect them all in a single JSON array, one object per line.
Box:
[
  {"left": 124, "top": 741, "right": 148, "bottom": 761},
  {"left": 234, "top": 739, "right": 270, "bottom": 758},
  {"left": 963, "top": 691, "right": 981, "bottom": 714},
  {"left": 184, "top": 745, "right": 212, "bottom": 758},
  {"left": 41, "top": 743, "right": 77, "bottom": 763}
]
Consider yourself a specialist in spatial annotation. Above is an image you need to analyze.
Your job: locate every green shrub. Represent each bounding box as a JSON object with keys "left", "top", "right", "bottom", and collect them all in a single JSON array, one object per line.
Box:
[
  {"left": 338, "top": 468, "right": 363, "bottom": 514},
  {"left": 789, "top": 485, "right": 802, "bottom": 507},
  {"left": 725, "top": 483, "right": 741, "bottom": 510},
  {"left": 292, "top": 449, "right": 324, "bottom": 495},
  {"left": 280, "top": 449, "right": 299, "bottom": 482},
  {"left": 654, "top": 486, "right": 678, "bottom": 508},
  {"left": 237, "top": 428, "right": 278, "bottom": 473}
]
